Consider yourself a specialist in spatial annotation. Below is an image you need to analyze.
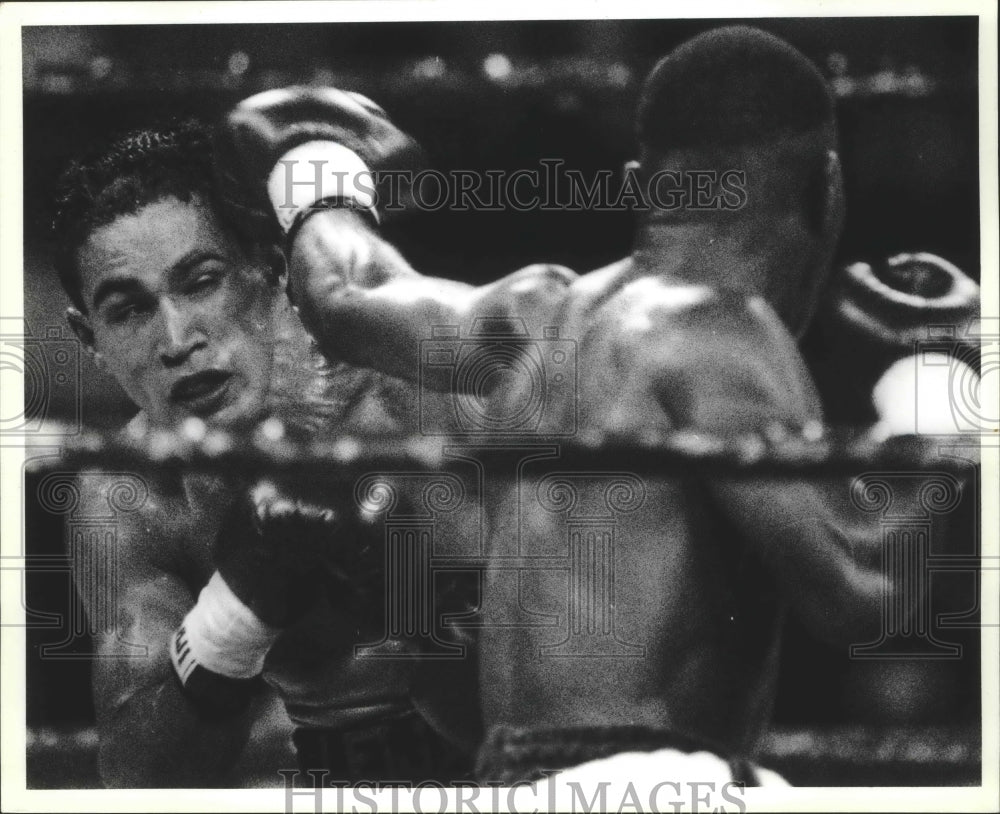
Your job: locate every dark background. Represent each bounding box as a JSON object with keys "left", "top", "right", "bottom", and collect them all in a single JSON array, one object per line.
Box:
[
  {"left": 20, "top": 17, "right": 982, "bottom": 786},
  {"left": 21, "top": 17, "right": 982, "bottom": 425}
]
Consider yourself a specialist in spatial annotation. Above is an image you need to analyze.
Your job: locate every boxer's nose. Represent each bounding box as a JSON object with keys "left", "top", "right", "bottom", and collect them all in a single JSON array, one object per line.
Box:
[{"left": 157, "top": 299, "right": 207, "bottom": 366}]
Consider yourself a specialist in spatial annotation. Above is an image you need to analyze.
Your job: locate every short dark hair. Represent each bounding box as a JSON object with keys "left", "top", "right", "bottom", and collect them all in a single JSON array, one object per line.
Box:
[
  {"left": 52, "top": 120, "right": 274, "bottom": 311},
  {"left": 637, "top": 26, "right": 835, "bottom": 154},
  {"left": 636, "top": 27, "right": 838, "bottom": 231}
]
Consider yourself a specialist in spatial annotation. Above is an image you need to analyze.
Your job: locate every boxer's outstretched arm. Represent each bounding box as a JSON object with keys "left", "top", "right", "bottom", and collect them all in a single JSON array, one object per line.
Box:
[
  {"left": 287, "top": 209, "right": 574, "bottom": 382},
  {"left": 649, "top": 295, "right": 888, "bottom": 647},
  {"left": 287, "top": 210, "right": 473, "bottom": 380},
  {"left": 73, "top": 477, "right": 254, "bottom": 787}
]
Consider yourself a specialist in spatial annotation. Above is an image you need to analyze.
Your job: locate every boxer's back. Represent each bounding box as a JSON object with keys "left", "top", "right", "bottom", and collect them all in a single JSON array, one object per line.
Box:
[{"left": 477, "top": 262, "right": 798, "bottom": 754}]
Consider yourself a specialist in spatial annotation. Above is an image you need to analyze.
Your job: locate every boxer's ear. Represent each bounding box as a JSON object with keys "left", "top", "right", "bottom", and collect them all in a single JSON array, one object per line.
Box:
[
  {"left": 822, "top": 149, "right": 845, "bottom": 239},
  {"left": 66, "top": 307, "right": 103, "bottom": 368},
  {"left": 808, "top": 149, "right": 845, "bottom": 238},
  {"left": 262, "top": 244, "right": 287, "bottom": 288},
  {"left": 66, "top": 307, "right": 93, "bottom": 349}
]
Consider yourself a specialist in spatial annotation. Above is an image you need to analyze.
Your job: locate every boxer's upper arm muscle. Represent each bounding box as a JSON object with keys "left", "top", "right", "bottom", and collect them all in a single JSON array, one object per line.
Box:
[
  {"left": 72, "top": 474, "right": 182, "bottom": 709},
  {"left": 73, "top": 475, "right": 252, "bottom": 786},
  {"left": 288, "top": 210, "right": 575, "bottom": 380},
  {"left": 647, "top": 296, "right": 885, "bottom": 646}
]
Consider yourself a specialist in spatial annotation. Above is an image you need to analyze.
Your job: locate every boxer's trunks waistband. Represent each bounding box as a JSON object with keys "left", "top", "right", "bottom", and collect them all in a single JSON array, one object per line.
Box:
[
  {"left": 476, "top": 724, "right": 761, "bottom": 787},
  {"left": 292, "top": 709, "right": 473, "bottom": 786}
]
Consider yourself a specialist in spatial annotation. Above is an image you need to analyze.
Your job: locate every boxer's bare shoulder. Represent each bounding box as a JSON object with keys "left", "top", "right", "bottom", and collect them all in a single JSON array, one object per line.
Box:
[
  {"left": 593, "top": 277, "right": 820, "bottom": 430},
  {"left": 71, "top": 414, "right": 232, "bottom": 667},
  {"left": 497, "top": 262, "right": 578, "bottom": 296},
  {"left": 75, "top": 464, "right": 205, "bottom": 581},
  {"left": 479, "top": 262, "right": 578, "bottom": 329}
]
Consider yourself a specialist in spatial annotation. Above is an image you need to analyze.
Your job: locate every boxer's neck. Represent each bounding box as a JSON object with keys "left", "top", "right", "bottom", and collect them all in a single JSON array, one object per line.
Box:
[{"left": 630, "top": 218, "right": 799, "bottom": 295}]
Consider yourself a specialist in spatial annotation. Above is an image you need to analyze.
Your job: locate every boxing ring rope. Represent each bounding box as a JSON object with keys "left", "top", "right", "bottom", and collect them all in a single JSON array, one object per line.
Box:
[
  {"left": 24, "top": 722, "right": 983, "bottom": 788},
  {"left": 20, "top": 419, "right": 985, "bottom": 788},
  {"left": 21, "top": 419, "right": 980, "bottom": 478}
]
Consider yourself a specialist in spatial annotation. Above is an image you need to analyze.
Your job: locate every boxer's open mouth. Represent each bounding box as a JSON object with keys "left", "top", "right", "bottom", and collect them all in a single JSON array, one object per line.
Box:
[{"left": 170, "top": 371, "right": 233, "bottom": 416}]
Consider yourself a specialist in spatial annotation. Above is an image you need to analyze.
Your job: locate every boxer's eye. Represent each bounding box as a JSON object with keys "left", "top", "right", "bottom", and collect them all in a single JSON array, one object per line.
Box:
[
  {"left": 184, "top": 267, "right": 223, "bottom": 297},
  {"left": 105, "top": 297, "right": 150, "bottom": 325}
]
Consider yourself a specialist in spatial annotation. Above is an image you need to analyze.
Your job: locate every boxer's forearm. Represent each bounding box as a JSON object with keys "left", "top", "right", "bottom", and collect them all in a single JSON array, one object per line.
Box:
[
  {"left": 661, "top": 301, "right": 895, "bottom": 645},
  {"left": 713, "top": 477, "right": 888, "bottom": 647},
  {"left": 288, "top": 209, "right": 477, "bottom": 381},
  {"left": 87, "top": 571, "right": 257, "bottom": 787},
  {"left": 98, "top": 670, "right": 254, "bottom": 788}
]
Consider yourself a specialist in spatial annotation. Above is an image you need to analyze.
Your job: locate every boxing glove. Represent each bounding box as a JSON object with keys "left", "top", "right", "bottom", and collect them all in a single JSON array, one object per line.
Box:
[
  {"left": 212, "top": 480, "right": 347, "bottom": 627},
  {"left": 214, "top": 86, "right": 426, "bottom": 236},
  {"left": 167, "top": 481, "right": 347, "bottom": 717},
  {"left": 802, "top": 252, "right": 979, "bottom": 433}
]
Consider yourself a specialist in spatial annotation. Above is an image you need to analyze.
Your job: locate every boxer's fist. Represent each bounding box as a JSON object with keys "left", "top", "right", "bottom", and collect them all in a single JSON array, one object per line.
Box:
[
  {"left": 214, "top": 481, "right": 345, "bottom": 627},
  {"left": 802, "top": 252, "right": 979, "bottom": 428},
  {"left": 214, "top": 87, "right": 425, "bottom": 233}
]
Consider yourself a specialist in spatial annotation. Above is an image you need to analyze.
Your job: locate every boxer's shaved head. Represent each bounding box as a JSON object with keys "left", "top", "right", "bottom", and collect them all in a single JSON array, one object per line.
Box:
[
  {"left": 631, "top": 27, "right": 844, "bottom": 336},
  {"left": 637, "top": 26, "right": 835, "bottom": 153},
  {"left": 634, "top": 26, "right": 840, "bottom": 234}
]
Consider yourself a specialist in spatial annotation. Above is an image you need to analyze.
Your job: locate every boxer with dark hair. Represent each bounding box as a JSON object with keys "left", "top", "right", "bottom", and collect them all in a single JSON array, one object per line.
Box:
[
  {"left": 631, "top": 26, "right": 842, "bottom": 339},
  {"left": 217, "top": 27, "right": 909, "bottom": 788},
  {"left": 53, "top": 111, "right": 471, "bottom": 786}
]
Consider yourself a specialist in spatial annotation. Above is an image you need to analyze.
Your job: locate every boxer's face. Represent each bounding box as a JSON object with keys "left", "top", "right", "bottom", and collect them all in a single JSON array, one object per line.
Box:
[{"left": 69, "top": 195, "right": 281, "bottom": 429}]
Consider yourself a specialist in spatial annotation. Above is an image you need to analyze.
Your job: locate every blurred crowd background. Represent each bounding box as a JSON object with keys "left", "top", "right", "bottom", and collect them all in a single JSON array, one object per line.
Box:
[{"left": 18, "top": 17, "right": 981, "bottom": 786}]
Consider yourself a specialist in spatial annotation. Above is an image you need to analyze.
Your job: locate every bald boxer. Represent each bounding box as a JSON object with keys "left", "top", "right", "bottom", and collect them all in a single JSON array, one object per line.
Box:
[
  {"left": 52, "top": 116, "right": 473, "bottom": 786},
  {"left": 219, "top": 27, "right": 904, "bottom": 787}
]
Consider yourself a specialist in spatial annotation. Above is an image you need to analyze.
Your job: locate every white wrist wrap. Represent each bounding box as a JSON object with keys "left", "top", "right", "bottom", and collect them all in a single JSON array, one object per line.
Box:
[
  {"left": 170, "top": 572, "right": 281, "bottom": 682},
  {"left": 871, "top": 352, "right": 979, "bottom": 437},
  {"left": 267, "top": 140, "right": 378, "bottom": 232}
]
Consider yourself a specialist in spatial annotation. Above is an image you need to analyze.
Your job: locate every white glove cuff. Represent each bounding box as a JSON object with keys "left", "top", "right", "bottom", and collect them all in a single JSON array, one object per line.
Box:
[
  {"left": 267, "top": 140, "right": 378, "bottom": 232},
  {"left": 871, "top": 352, "right": 979, "bottom": 437},
  {"left": 170, "top": 571, "right": 281, "bottom": 682}
]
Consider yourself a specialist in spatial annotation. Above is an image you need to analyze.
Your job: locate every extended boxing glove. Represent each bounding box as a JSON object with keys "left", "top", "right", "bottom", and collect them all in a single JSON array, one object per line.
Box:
[
  {"left": 802, "top": 252, "right": 980, "bottom": 434},
  {"left": 214, "top": 86, "right": 425, "bottom": 237}
]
